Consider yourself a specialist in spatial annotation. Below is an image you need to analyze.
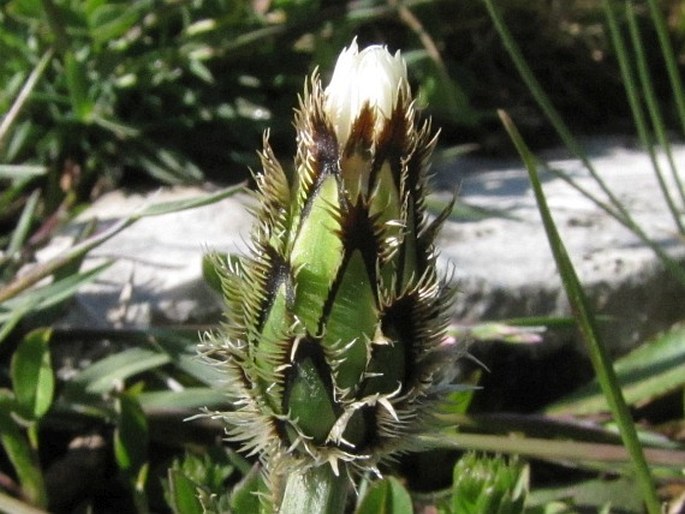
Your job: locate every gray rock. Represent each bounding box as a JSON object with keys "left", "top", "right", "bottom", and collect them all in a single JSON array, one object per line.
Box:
[
  {"left": 39, "top": 186, "right": 254, "bottom": 329},
  {"left": 44, "top": 137, "right": 685, "bottom": 357},
  {"left": 436, "top": 137, "right": 685, "bottom": 355}
]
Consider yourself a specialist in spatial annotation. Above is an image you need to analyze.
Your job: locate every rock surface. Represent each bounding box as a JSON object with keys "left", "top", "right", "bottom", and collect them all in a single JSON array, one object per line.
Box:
[
  {"left": 44, "top": 137, "right": 685, "bottom": 358},
  {"left": 435, "top": 137, "right": 685, "bottom": 355}
]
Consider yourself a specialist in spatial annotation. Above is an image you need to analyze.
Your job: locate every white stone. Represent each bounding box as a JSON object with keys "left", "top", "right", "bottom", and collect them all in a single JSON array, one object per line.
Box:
[
  {"left": 44, "top": 186, "right": 254, "bottom": 329},
  {"left": 45, "top": 138, "right": 685, "bottom": 355},
  {"left": 434, "top": 137, "right": 685, "bottom": 354}
]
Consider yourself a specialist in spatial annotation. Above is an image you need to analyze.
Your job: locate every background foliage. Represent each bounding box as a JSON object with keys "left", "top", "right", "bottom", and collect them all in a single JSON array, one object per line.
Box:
[{"left": 1, "top": 0, "right": 684, "bottom": 513}]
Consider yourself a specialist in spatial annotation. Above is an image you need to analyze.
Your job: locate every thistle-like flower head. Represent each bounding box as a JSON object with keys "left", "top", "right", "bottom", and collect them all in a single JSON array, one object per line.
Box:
[{"left": 201, "top": 39, "right": 459, "bottom": 489}]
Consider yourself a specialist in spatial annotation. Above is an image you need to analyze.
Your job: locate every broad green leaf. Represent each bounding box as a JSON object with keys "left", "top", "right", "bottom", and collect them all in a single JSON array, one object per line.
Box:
[
  {"left": 166, "top": 467, "right": 204, "bottom": 514},
  {"left": 11, "top": 328, "right": 54, "bottom": 420},
  {"left": 114, "top": 393, "right": 148, "bottom": 475},
  {"left": 527, "top": 476, "right": 643, "bottom": 513},
  {"left": 229, "top": 463, "right": 262, "bottom": 514},
  {"left": 356, "top": 477, "right": 413, "bottom": 514},
  {"left": 546, "top": 324, "right": 685, "bottom": 415},
  {"left": 65, "top": 347, "right": 170, "bottom": 398},
  {"left": 0, "top": 394, "right": 46, "bottom": 507},
  {"left": 138, "top": 388, "right": 228, "bottom": 412}
]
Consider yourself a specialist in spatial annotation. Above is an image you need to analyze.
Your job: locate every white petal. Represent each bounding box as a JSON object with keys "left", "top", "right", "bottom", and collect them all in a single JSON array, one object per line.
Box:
[{"left": 324, "top": 38, "right": 408, "bottom": 146}]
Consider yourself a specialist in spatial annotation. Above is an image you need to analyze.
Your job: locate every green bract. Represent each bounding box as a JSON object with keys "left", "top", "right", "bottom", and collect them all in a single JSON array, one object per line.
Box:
[{"left": 201, "top": 40, "right": 458, "bottom": 482}]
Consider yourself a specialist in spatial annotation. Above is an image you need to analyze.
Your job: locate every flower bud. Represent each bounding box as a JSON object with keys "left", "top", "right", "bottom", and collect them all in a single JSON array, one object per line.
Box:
[
  {"left": 324, "top": 39, "right": 409, "bottom": 147},
  {"left": 201, "top": 39, "right": 459, "bottom": 487}
]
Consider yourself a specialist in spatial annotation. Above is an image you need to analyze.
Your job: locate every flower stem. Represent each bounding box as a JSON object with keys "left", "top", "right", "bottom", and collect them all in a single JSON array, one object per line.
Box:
[{"left": 278, "top": 465, "right": 348, "bottom": 514}]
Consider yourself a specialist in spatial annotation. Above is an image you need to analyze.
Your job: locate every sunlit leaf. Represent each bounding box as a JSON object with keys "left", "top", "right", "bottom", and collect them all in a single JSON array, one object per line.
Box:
[
  {"left": 547, "top": 324, "right": 685, "bottom": 415},
  {"left": 114, "top": 393, "right": 149, "bottom": 475},
  {"left": 0, "top": 261, "right": 113, "bottom": 323},
  {"left": 65, "top": 347, "right": 170, "bottom": 398},
  {"left": 166, "top": 466, "right": 204, "bottom": 514},
  {"left": 138, "top": 388, "right": 228, "bottom": 412},
  {"left": 64, "top": 52, "right": 94, "bottom": 122},
  {"left": 528, "top": 476, "right": 643, "bottom": 514},
  {"left": 356, "top": 477, "right": 413, "bottom": 514},
  {"left": 11, "top": 328, "right": 54, "bottom": 420},
  {"left": 229, "top": 463, "right": 262, "bottom": 514},
  {"left": 0, "top": 490, "right": 50, "bottom": 514},
  {"left": 0, "top": 394, "right": 46, "bottom": 506}
]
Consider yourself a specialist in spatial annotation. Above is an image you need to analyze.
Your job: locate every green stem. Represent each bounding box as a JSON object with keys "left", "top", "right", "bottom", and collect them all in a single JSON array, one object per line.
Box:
[
  {"left": 278, "top": 464, "right": 349, "bottom": 514},
  {"left": 500, "top": 111, "right": 663, "bottom": 514}
]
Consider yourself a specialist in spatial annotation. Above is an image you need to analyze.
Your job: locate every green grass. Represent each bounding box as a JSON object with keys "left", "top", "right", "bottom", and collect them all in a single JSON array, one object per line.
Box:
[{"left": 1, "top": 1, "right": 684, "bottom": 513}]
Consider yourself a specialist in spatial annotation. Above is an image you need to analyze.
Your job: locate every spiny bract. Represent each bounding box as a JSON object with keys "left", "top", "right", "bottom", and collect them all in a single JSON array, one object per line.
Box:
[{"left": 201, "top": 39, "right": 459, "bottom": 479}]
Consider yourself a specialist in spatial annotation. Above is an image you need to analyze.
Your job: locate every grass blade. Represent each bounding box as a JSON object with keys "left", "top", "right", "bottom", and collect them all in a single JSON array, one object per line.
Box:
[
  {"left": 416, "top": 432, "right": 685, "bottom": 472},
  {"left": 627, "top": 0, "right": 685, "bottom": 209},
  {"left": 0, "top": 491, "right": 49, "bottom": 514},
  {"left": 0, "top": 184, "right": 245, "bottom": 304},
  {"left": 0, "top": 261, "right": 113, "bottom": 323},
  {"left": 6, "top": 190, "right": 40, "bottom": 261},
  {"left": 0, "top": 165, "right": 48, "bottom": 179},
  {"left": 645, "top": 0, "right": 685, "bottom": 143},
  {"left": 0, "top": 395, "right": 47, "bottom": 507},
  {"left": 0, "top": 49, "right": 53, "bottom": 153},
  {"left": 499, "top": 110, "right": 661, "bottom": 514},
  {"left": 65, "top": 347, "right": 170, "bottom": 398},
  {"left": 483, "top": 0, "right": 685, "bottom": 287},
  {"left": 546, "top": 323, "right": 685, "bottom": 415},
  {"left": 604, "top": 0, "right": 683, "bottom": 233}
]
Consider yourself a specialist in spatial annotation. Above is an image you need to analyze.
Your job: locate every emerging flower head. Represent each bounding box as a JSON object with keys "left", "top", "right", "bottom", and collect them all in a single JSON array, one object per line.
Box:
[
  {"left": 201, "top": 39, "right": 460, "bottom": 495},
  {"left": 324, "top": 39, "right": 409, "bottom": 146}
]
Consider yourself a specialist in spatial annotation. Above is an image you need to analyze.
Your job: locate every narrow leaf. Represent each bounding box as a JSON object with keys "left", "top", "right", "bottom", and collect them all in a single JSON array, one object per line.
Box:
[
  {"left": 64, "top": 52, "right": 93, "bottom": 122},
  {"left": 166, "top": 467, "right": 204, "bottom": 514},
  {"left": 65, "top": 347, "right": 170, "bottom": 398},
  {"left": 499, "top": 110, "right": 661, "bottom": 514},
  {"left": 0, "top": 261, "right": 113, "bottom": 322},
  {"left": 138, "top": 388, "right": 228, "bottom": 412},
  {"left": 11, "top": 328, "right": 54, "bottom": 420},
  {"left": 114, "top": 393, "right": 149, "bottom": 476},
  {"left": 0, "top": 395, "right": 46, "bottom": 506},
  {"left": 0, "top": 185, "right": 244, "bottom": 304},
  {"left": 547, "top": 324, "right": 685, "bottom": 415},
  {"left": 7, "top": 189, "right": 40, "bottom": 258}
]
